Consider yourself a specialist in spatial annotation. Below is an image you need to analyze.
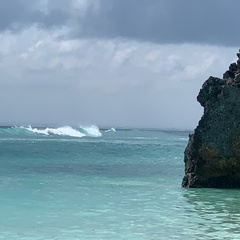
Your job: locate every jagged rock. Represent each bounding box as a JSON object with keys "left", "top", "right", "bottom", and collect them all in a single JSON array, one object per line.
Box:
[
  {"left": 182, "top": 51, "right": 240, "bottom": 188},
  {"left": 229, "top": 63, "right": 237, "bottom": 72}
]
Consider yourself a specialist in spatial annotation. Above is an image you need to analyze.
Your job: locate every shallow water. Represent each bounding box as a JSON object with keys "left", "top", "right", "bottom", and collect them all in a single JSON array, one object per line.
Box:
[{"left": 0, "top": 127, "right": 239, "bottom": 239}]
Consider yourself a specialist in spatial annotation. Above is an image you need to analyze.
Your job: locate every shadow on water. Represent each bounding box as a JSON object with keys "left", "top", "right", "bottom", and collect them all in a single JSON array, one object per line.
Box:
[{"left": 182, "top": 188, "right": 240, "bottom": 239}]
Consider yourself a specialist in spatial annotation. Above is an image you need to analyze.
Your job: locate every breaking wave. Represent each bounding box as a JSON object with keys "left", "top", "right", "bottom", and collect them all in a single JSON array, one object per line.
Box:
[
  {"left": 25, "top": 126, "right": 86, "bottom": 138},
  {"left": 105, "top": 128, "right": 116, "bottom": 133},
  {"left": 0, "top": 125, "right": 102, "bottom": 138}
]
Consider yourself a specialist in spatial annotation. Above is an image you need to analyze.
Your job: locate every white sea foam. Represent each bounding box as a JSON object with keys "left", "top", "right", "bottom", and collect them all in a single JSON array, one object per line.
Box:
[
  {"left": 179, "top": 137, "right": 188, "bottom": 141},
  {"left": 26, "top": 126, "right": 86, "bottom": 138},
  {"left": 81, "top": 125, "right": 102, "bottom": 137},
  {"left": 105, "top": 128, "right": 116, "bottom": 133},
  {"left": 16, "top": 125, "right": 103, "bottom": 138}
]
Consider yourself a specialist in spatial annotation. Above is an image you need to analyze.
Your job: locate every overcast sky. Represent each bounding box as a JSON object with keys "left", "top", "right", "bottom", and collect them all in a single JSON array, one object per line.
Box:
[{"left": 0, "top": 0, "right": 239, "bottom": 129}]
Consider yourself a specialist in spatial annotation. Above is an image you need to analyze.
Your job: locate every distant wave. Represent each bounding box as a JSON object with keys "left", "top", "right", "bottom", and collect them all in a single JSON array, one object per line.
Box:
[
  {"left": 105, "top": 128, "right": 116, "bottom": 133},
  {"left": 25, "top": 126, "right": 86, "bottom": 138},
  {"left": 0, "top": 125, "right": 102, "bottom": 138},
  {"left": 79, "top": 125, "right": 102, "bottom": 137},
  {"left": 178, "top": 137, "right": 188, "bottom": 141}
]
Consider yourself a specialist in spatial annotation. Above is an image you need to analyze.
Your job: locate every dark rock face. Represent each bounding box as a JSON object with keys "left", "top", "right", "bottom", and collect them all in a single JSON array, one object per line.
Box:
[{"left": 182, "top": 50, "right": 240, "bottom": 188}]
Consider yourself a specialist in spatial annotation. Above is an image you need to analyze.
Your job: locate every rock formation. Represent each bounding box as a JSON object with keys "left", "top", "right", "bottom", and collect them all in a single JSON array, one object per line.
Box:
[{"left": 182, "top": 50, "right": 240, "bottom": 188}]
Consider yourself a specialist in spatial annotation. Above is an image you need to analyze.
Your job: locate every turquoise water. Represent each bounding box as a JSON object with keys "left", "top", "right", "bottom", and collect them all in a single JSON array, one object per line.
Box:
[{"left": 1, "top": 126, "right": 240, "bottom": 239}]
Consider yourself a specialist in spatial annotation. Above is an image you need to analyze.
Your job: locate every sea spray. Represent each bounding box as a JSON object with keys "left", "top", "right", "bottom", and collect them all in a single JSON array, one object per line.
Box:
[
  {"left": 26, "top": 126, "right": 85, "bottom": 138},
  {"left": 79, "top": 125, "right": 102, "bottom": 137},
  {"left": 105, "top": 128, "right": 116, "bottom": 133},
  {"left": 0, "top": 125, "right": 104, "bottom": 138}
]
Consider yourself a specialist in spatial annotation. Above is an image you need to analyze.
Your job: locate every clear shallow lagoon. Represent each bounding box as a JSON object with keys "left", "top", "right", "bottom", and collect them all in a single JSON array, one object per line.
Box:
[{"left": 1, "top": 126, "right": 240, "bottom": 239}]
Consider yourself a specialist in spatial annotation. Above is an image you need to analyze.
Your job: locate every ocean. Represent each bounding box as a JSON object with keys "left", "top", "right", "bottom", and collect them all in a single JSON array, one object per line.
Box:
[{"left": 1, "top": 126, "right": 240, "bottom": 239}]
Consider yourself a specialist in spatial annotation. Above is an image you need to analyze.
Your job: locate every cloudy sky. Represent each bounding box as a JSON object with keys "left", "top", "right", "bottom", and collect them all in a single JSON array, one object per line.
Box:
[{"left": 0, "top": 0, "right": 239, "bottom": 129}]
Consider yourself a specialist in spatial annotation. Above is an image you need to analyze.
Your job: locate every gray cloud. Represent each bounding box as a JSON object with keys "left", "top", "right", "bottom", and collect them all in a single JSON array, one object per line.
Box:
[
  {"left": 0, "top": 1, "right": 239, "bottom": 46},
  {"left": 0, "top": 0, "right": 69, "bottom": 31},
  {"left": 73, "top": 0, "right": 240, "bottom": 46},
  {"left": 0, "top": 0, "right": 29, "bottom": 30},
  {"left": 31, "top": 9, "right": 69, "bottom": 28}
]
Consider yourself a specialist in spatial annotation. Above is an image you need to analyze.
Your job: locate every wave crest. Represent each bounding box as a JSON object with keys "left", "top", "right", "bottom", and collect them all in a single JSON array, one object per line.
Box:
[
  {"left": 26, "top": 126, "right": 86, "bottom": 138},
  {"left": 0, "top": 125, "right": 102, "bottom": 138},
  {"left": 105, "top": 128, "right": 116, "bottom": 133},
  {"left": 80, "top": 125, "right": 102, "bottom": 137}
]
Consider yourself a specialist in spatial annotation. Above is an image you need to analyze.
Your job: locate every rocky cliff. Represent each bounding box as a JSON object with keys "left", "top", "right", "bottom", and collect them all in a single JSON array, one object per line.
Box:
[{"left": 182, "top": 51, "right": 240, "bottom": 188}]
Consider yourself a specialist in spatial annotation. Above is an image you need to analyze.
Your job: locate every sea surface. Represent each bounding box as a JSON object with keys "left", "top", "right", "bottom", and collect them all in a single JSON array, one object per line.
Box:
[{"left": 1, "top": 126, "right": 240, "bottom": 240}]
